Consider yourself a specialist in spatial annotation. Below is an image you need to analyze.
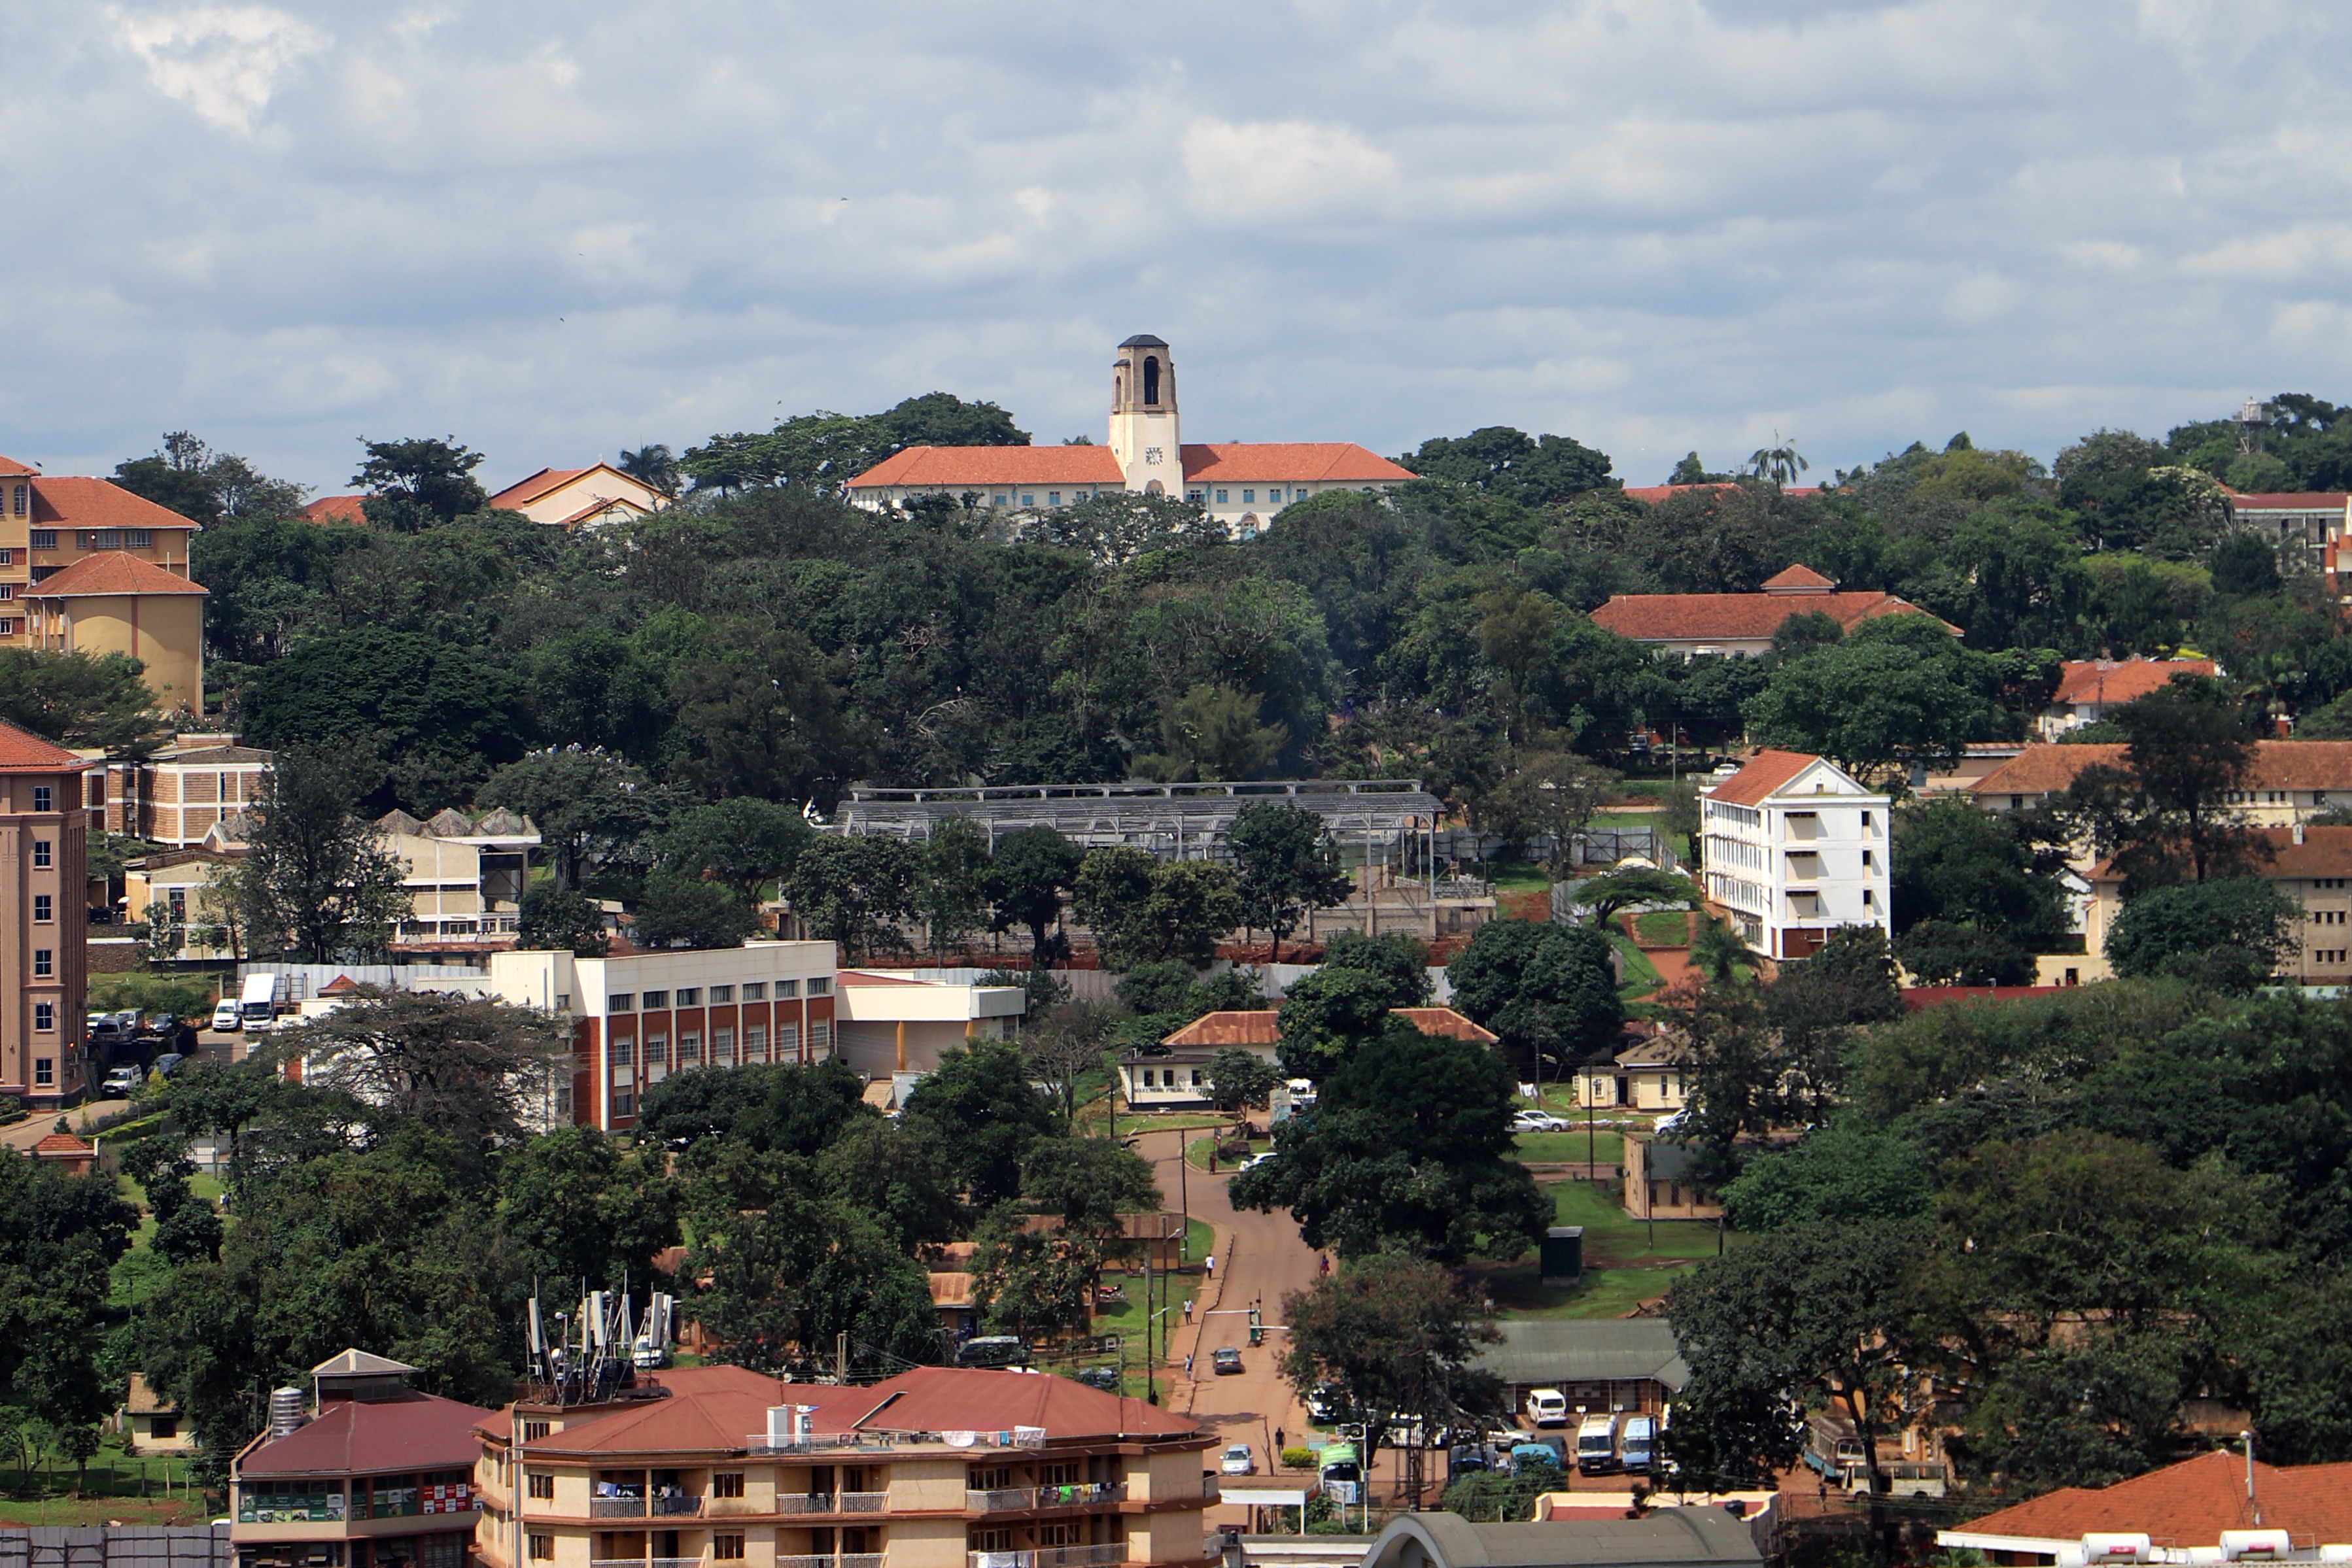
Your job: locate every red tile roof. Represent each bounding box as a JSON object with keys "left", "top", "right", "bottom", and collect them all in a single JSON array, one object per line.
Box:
[
  {"left": 847, "top": 446, "right": 1125, "bottom": 489},
  {"left": 302, "top": 494, "right": 367, "bottom": 523},
  {"left": 1973, "top": 741, "right": 2352, "bottom": 799},
  {"left": 239, "top": 1390, "right": 497, "bottom": 1477},
  {"left": 1761, "top": 564, "right": 1837, "bottom": 591},
  {"left": 0, "top": 454, "right": 37, "bottom": 478},
  {"left": 1703, "top": 749, "right": 1824, "bottom": 807},
  {"left": 28, "top": 477, "right": 201, "bottom": 532},
  {"left": 26, "top": 552, "right": 207, "bottom": 597},
  {"left": 2088, "top": 825, "right": 2352, "bottom": 884},
  {"left": 1179, "top": 443, "right": 1415, "bottom": 484},
  {"left": 1588, "top": 590, "right": 1950, "bottom": 643},
  {"left": 2229, "top": 492, "right": 2351, "bottom": 510},
  {"left": 838, "top": 970, "right": 929, "bottom": 987},
  {"left": 0, "top": 721, "right": 89, "bottom": 772},
  {"left": 1951, "top": 1449, "right": 2352, "bottom": 1548},
  {"left": 489, "top": 468, "right": 591, "bottom": 509},
  {"left": 1901, "top": 985, "right": 2067, "bottom": 1010},
  {"left": 2052, "top": 658, "right": 2217, "bottom": 707},
  {"left": 32, "top": 1133, "right": 93, "bottom": 1157},
  {"left": 1159, "top": 1006, "right": 1493, "bottom": 1048},
  {"left": 857, "top": 1365, "right": 1198, "bottom": 1439},
  {"left": 1621, "top": 483, "right": 1822, "bottom": 503}
]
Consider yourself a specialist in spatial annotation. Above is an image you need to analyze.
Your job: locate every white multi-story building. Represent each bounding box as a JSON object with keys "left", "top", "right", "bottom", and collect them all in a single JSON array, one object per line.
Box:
[{"left": 1699, "top": 750, "right": 1892, "bottom": 961}]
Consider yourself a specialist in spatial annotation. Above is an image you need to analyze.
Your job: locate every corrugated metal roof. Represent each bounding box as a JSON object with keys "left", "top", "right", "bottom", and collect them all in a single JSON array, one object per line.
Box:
[{"left": 1472, "top": 1319, "right": 1689, "bottom": 1391}]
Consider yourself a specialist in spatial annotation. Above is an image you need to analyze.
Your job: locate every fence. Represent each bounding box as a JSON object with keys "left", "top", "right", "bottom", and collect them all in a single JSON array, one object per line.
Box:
[{"left": 0, "top": 1527, "right": 231, "bottom": 1568}]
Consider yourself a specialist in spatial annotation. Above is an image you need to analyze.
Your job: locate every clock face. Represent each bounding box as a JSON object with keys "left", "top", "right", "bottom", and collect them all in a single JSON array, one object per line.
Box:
[{"left": 1145, "top": 447, "right": 1164, "bottom": 465}]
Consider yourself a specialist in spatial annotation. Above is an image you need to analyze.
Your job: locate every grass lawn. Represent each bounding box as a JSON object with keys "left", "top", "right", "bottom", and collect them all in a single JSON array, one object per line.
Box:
[
  {"left": 0, "top": 1434, "right": 213, "bottom": 1525},
  {"left": 1472, "top": 1180, "right": 1733, "bottom": 1320},
  {"left": 1605, "top": 932, "right": 1663, "bottom": 997},
  {"left": 1479, "top": 859, "right": 1554, "bottom": 892},
  {"left": 1635, "top": 911, "right": 1692, "bottom": 945},
  {"left": 1185, "top": 1131, "right": 1269, "bottom": 1171},
  {"left": 1513, "top": 1130, "right": 1623, "bottom": 1168}
]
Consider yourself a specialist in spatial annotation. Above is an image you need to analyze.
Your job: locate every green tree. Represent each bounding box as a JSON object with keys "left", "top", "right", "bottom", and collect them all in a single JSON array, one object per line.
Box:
[
  {"left": 1320, "top": 930, "right": 1434, "bottom": 1003},
  {"left": 1476, "top": 751, "right": 1618, "bottom": 877},
  {"left": 480, "top": 749, "right": 673, "bottom": 893},
  {"left": 352, "top": 437, "right": 491, "bottom": 530},
  {"left": 1890, "top": 796, "right": 2068, "bottom": 947},
  {"left": 987, "top": 827, "right": 1083, "bottom": 968},
  {"left": 283, "top": 989, "right": 572, "bottom": 1161},
  {"left": 1227, "top": 802, "right": 1354, "bottom": 961},
  {"left": 616, "top": 444, "right": 680, "bottom": 498},
  {"left": 1568, "top": 866, "right": 1699, "bottom": 929},
  {"left": 0, "top": 649, "right": 169, "bottom": 753},
  {"left": 1274, "top": 965, "right": 1411, "bottom": 1078},
  {"left": 1209, "top": 1048, "right": 1277, "bottom": 1113},
  {"left": 1020, "top": 1135, "right": 1158, "bottom": 1238},
  {"left": 2060, "top": 674, "right": 2264, "bottom": 889},
  {"left": 1073, "top": 851, "right": 1241, "bottom": 969},
  {"left": 113, "top": 431, "right": 308, "bottom": 524},
  {"left": 1136, "top": 683, "right": 1286, "bottom": 781},
  {"left": 918, "top": 815, "right": 994, "bottom": 961},
  {"left": 1894, "top": 919, "right": 2034, "bottom": 985},
  {"left": 658, "top": 797, "right": 812, "bottom": 903},
  {"left": 787, "top": 835, "right": 922, "bottom": 961},
  {"left": 2106, "top": 878, "right": 2298, "bottom": 993},
  {"left": 968, "top": 1206, "right": 1096, "bottom": 1342},
  {"left": 632, "top": 867, "right": 758, "bottom": 949},
  {"left": 1020, "top": 1000, "right": 1122, "bottom": 1129},
  {"left": 1398, "top": 426, "right": 1616, "bottom": 506},
  {"left": 1444, "top": 920, "right": 1624, "bottom": 1074},
  {"left": 515, "top": 885, "right": 611, "bottom": 956},
  {"left": 899, "top": 1042, "right": 1058, "bottom": 1208},
  {"left": 1718, "top": 1127, "right": 1932, "bottom": 1233},
  {"left": 496, "top": 1125, "right": 678, "bottom": 1287},
  {"left": 634, "top": 1059, "right": 870, "bottom": 1155},
  {"left": 222, "top": 749, "right": 412, "bottom": 961},
  {"left": 1745, "top": 618, "right": 1999, "bottom": 781},
  {"left": 1230, "top": 1024, "right": 1548, "bottom": 1262}
]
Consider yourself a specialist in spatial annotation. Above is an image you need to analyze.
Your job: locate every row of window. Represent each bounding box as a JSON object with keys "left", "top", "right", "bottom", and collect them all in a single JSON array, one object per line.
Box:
[
  {"left": 610, "top": 1021, "right": 830, "bottom": 1068},
  {"left": 1135, "top": 1068, "right": 1204, "bottom": 1089},
  {"left": 611, "top": 980, "right": 829, "bottom": 1010},
  {"left": 1209, "top": 488, "right": 1302, "bottom": 505}
]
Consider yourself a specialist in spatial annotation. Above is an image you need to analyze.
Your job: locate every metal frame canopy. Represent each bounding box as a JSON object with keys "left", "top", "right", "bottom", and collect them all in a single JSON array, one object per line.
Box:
[{"left": 831, "top": 778, "right": 1445, "bottom": 856}]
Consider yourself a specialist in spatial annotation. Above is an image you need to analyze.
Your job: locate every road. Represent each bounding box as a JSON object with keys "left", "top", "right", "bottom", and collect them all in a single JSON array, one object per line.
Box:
[
  {"left": 0, "top": 1027, "right": 247, "bottom": 1153},
  {"left": 1132, "top": 1126, "right": 1326, "bottom": 1524}
]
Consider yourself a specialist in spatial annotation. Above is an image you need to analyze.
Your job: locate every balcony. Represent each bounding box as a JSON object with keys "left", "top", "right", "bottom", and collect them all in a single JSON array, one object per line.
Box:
[
  {"left": 837, "top": 1491, "right": 887, "bottom": 1514},
  {"left": 591, "top": 1499, "right": 648, "bottom": 1518},
  {"left": 969, "top": 1547, "right": 1127, "bottom": 1568},
  {"left": 774, "top": 1494, "right": 839, "bottom": 1516},
  {"left": 967, "top": 1484, "right": 1126, "bottom": 1512},
  {"left": 650, "top": 1496, "right": 703, "bottom": 1518}
]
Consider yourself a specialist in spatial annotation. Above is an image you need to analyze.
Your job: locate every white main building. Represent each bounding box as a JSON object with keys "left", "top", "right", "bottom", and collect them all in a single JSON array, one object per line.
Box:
[
  {"left": 845, "top": 333, "right": 1417, "bottom": 536},
  {"left": 1701, "top": 750, "right": 1892, "bottom": 962}
]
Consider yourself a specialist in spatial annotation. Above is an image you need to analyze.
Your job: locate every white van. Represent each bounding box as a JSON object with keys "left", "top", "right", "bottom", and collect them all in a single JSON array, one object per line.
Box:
[
  {"left": 1576, "top": 1413, "right": 1620, "bottom": 1474},
  {"left": 211, "top": 998, "right": 243, "bottom": 1032},
  {"left": 239, "top": 972, "right": 284, "bottom": 1031},
  {"left": 1526, "top": 1388, "right": 1568, "bottom": 1428}
]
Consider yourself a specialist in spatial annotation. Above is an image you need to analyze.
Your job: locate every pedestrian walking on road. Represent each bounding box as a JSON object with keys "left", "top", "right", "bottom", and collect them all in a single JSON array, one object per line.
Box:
[
  {"left": 1204, "top": 1254, "right": 1215, "bottom": 1279},
  {"left": 1183, "top": 1298, "right": 1194, "bottom": 1323},
  {"left": 1274, "top": 1427, "right": 1285, "bottom": 1453}
]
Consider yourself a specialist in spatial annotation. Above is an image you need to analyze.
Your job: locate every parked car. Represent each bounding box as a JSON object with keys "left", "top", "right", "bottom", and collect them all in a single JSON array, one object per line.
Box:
[
  {"left": 956, "top": 1335, "right": 1028, "bottom": 1369},
  {"left": 1238, "top": 1151, "right": 1276, "bottom": 1171},
  {"left": 1308, "top": 1384, "right": 1349, "bottom": 1422},
  {"left": 1512, "top": 1110, "right": 1570, "bottom": 1133},
  {"left": 150, "top": 1052, "right": 188, "bottom": 1079},
  {"left": 1075, "top": 1365, "right": 1122, "bottom": 1391},
  {"left": 1220, "top": 1444, "right": 1254, "bottom": 1475},
  {"left": 211, "top": 1000, "right": 242, "bottom": 1032},
  {"left": 150, "top": 1013, "right": 178, "bottom": 1036},
  {"left": 88, "top": 1015, "right": 127, "bottom": 1045},
  {"left": 98, "top": 1065, "right": 143, "bottom": 1099},
  {"left": 1211, "top": 1346, "right": 1243, "bottom": 1375}
]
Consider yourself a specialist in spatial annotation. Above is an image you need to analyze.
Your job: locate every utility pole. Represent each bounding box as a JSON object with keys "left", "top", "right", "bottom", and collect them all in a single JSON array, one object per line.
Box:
[{"left": 837, "top": 1331, "right": 850, "bottom": 1386}]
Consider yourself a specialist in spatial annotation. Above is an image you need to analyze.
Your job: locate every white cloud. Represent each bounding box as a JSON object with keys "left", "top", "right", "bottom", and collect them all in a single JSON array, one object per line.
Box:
[
  {"left": 1183, "top": 119, "right": 1398, "bottom": 222},
  {"left": 111, "top": 5, "right": 328, "bottom": 134}
]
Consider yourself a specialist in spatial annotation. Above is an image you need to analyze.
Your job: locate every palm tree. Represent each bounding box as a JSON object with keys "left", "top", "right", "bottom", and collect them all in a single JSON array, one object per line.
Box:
[
  {"left": 1746, "top": 433, "right": 1809, "bottom": 488},
  {"left": 618, "top": 444, "right": 680, "bottom": 498}
]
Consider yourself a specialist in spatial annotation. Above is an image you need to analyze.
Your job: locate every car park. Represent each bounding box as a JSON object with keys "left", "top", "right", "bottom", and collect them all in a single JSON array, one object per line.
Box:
[
  {"left": 1075, "top": 1365, "right": 1122, "bottom": 1391},
  {"left": 211, "top": 1000, "right": 243, "bottom": 1032},
  {"left": 1212, "top": 1346, "right": 1243, "bottom": 1375},
  {"left": 1220, "top": 1444, "right": 1254, "bottom": 1475}
]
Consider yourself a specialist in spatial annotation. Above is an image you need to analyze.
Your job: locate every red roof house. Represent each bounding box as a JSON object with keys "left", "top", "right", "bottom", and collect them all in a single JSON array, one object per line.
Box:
[
  {"left": 1589, "top": 564, "right": 1954, "bottom": 656},
  {"left": 1938, "top": 1449, "right": 2352, "bottom": 1561}
]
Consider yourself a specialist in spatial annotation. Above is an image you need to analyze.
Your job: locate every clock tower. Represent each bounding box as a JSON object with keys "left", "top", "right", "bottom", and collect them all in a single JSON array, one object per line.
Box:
[{"left": 1107, "top": 334, "right": 1179, "bottom": 494}]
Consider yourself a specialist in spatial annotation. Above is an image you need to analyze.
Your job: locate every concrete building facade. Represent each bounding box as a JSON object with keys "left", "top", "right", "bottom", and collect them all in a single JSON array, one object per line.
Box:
[
  {"left": 0, "top": 723, "right": 90, "bottom": 1107},
  {"left": 1699, "top": 751, "right": 1891, "bottom": 961}
]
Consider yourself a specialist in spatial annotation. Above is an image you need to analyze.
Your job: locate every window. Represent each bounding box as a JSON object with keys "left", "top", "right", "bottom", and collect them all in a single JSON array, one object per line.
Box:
[
  {"left": 31, "top": 840, "right": 48, "bottom": 868},
  {"left": 806, "top": 977, "right": 831, "bottom": 997},
  {"left": 715, "top": 1538, "right": 745, "bottom": 1561},
  {"left": 1140, "top": 1070, "right": 1155, "bottom": 1088},
  {"left": 127, "top": 530, "right": 151, "bottom": 549},
  {"left": 1048, "top": 492, "right": 1062, "bottom": 506},
  {"left": 528, "top": 1536, "right": 554, "bottom": 1561},
  {"left": 713, "top": 1473, "right": 745, "bottom": 1499},
  {"left": 646, "top": 1033, "right": 668, "bottom": 1063},
  {"left": 776, "top": 979, "right": 799, "bottom": 998},
  {"left": 1861, "top": 889, "right": 1875, "bottom": 906},
  {"left": 611, "top": 1036, "right": 634, "bottom": 1066},
  {"left": 1191, "top": 1068, "right": 1205, "bottom": 1085},
  {"left": 1860, "top": 849, "right": 1873, "bottom": 867},
  {"left": 1020, "top": 494, "right": 1033, "bottom": 507},
  {"left": 679, "top": 1032, "right": 701, "bottom": 1063},
  {"left": 33, "top": 895, "right": 51, "bottom": 922},
  {"left": 150, "top": 1417, "right": 177, "bottom": 1440},
  {"left": 522, "top": 1420, "right": 550, "bottom": 1441},
  {"left": 992, "top": 495, "right": 1005, "bottom": 507},
  {"left": 32, "top": 949, "right": 50, "bottom": 978},
  {"left": 28, "top": 530, "right": 53, "bottom": 549},
  {"left": 714, "top": 1027, "right": 735, "bottom": 1063},
  {"left": 33, "top": 1058, "right": 50, "bottom": 1085},
  {"left": 642, "top": 990, "right": 668, "bottom": 1009},
  {"left": 610, "top": 993, "right": 634, "bottom": 1012},
  {"left": 31, "top": 786, "right": 50, "bottom": 812},
  {"left": 676, "top": 987, "right": 700, "bottom": 1006},
  {"left": 9, "top": 486, "right": 22, "bottom": 517},
  {"left": 1242, "top": 489, "right": 1254, "bottom": 503},
  {"left": 1860, "top": 811, "right": 1874, "bottom": 829},
  {"left": 742, "top": 982, "right": 766, "bottom": 1000},
  {"left": 810, "top": 1020, "right": 831, "bottom": 1049},
  {"left": 1216, "top": 490, "right": 1228, "bottom": 503},
  {"left": 0, "top": 585, "right": 13, "bottom": 602},
  {"left": 612, "top": 1090, "right": 634, "bottom": 1117},
  {"left": 527, "top": 1474, "right": 555, "bottom": 1501},
  {"left": 711, "top": 985, "right": 733, "bottom": 1003},
  {"left": 746, "top": 1025, "right": 767, "bottom": 1058},
  {"left": 554, "top": 994, "right": 570, "bottom": 1012},
  {"left": 33, "top": 1004, "right": 52, "bottom": 1031},
  {"left": 777, "top": 1024, "right": 800, "bottom": 1055}
]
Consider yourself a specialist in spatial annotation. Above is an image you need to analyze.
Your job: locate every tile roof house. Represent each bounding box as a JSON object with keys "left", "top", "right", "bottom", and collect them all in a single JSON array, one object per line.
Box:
[
  {"left": 846, "top": 333, "right": 1415, "bottom": 539},
  {"left": 2083, "top": 825, "right": 2352, "bottom": 985},
  {"left": 2038, "top": 658, "right": 2218, "bottom": 738},
  {"left": 1973, "top": 742, "right": 2352, "bottom": 825},
  {"left": 0, "top": 461, "right": 199, "bottom": 677},
  {"left": 1127, "top": 1006, "right": 1499, "bottom": 1108},
  {"left": 1699, "top": 751, "right": 1891, "bottom": 960},
  {"left": 23, "top": 551, "right": 209, "bottom": 713},
  {"left": 1587, "top": 564, "right": 1954, "bottom": 658},
  {"left": 1937, "top": 1448, "right": 2352, "bottom": 1563},
  {"left": 487, "top": 464, "right": 669, "bottom": 528}
]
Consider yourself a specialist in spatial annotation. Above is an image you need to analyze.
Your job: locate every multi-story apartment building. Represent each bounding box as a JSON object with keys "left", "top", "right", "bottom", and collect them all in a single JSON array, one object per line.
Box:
[
  {"left": 471, "top": 1365, "right": 1216, "bottom": 1568},
  {"left": 0, "top": 722, "right": 92, "bottom": 1106},
  {"left": 1699, "top": 750, "right": 1892, "bottom": 962},
  {"left": 0, "top": 457, "right": 207, "bottom": 703},
  {"left": 1973, "top": 741, "right": 2352, "bottom": 851},
  {"left": 2084, "top": 824, "right": 2352, "bottom": 985},
  {"left": 230, "top": 1350, "right": 496, "bottom": 1568}
]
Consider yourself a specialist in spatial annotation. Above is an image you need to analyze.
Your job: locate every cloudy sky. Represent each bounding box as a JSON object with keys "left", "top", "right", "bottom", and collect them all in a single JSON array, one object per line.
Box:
[{"left": 2, "top": 0, "right": 2347, "bottom": 494}]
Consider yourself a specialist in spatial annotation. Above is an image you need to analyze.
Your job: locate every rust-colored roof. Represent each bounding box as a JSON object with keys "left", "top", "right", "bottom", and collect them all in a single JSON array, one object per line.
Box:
[
  {"left": 32, "top": 1133, "right": 93, "bottom": 1157},
  {"left": 859, "top": 1365, "right": 1199, "bottom": 1440},
  {"left": 0, "top": 722, "right": 88, "bottom": 772},
  {"left": 1589, "top": 590, "right": 1950, "bottom": 643},
  {"left": 1703, "top": 750, "right": 1824, "bottom": 807},
  {"left": 1159, "top": 1006, "right": 1493, "bottom": 1048},
  {"left": 1974, "top": 741, "right": 2352, "bottom": 799},
  {"left": 28, "top": 477, "right": 201, "bottom": 532},
  {"left": 1621, "top": 483, "right": 1821, "bottom": 503},
  {"left": 2089, "top": 825, "right": 2352, "bottom": 884},
  {"left": 26, "top": 551, "right": 207, "bottom": 598},
  {"left": 2229, "top": 492, "right": 2351, "bottom": 510},
  {"left": 1761, "top": 563, "right": 1836, "bottom": 590},
  {"left": 237, "top": 1390, "right": 496, "bottom": 1478},
  {"left": 928, "top": 1272, "right": 974, "bottom": 1308},
  {"left": 320, "top": 974, "right": 362, "bottom": 994},
  {"left": 1954, "top": 1448, "right": 2352, "bottom": 1548},
  {"left": 838, "top": 970, "right": 927, "bottom": 987},
  {"left": 2052, "top": 658, "right": 2216, "bottom": 707},
  {"left": 0, "top": 454, "right": 37, "bottom": 478},
  {"left": 847, "top": 446, "right": 1125, "bottom": 489},
  {"left": 489, "top": 467, "right": 591, "bottom": 508},
  {"left": 302, "top": 494, "right": 367, "bottom": 523},
  {"left": 1179, "top": 443, "right": 1415, "bottom": 484}
]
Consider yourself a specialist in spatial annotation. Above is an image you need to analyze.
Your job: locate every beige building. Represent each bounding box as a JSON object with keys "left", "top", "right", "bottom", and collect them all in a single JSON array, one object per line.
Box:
[
  {"left": 20, "top": 551, "right": 208, "bottom": 713},
  {"left": 472, "top": 1364, "right": 1217, "bottom": 1568},
  {"left": 1973, "top": 741, "right": 2352, "bottom": 839},
  {"left": 1572, "top": 1032, "right": 1692, "bottom": 1113},
  {"left": 374, "top": 808, "right": 541, "bottom": 955},
  {"left": 2084, "top": 824, "right": 2352, "bottom": 985},
  {"left": 487, "top": 466, "right": 670, "bottom": 528},
  {"left": 122, "top": 1372, "right": 198, "bottom": 1456},
  {"left": 833, "top": 970, "right": 1028, "bottom": 1078},
  {"left": 94, "top": 734, "right": 272, "bottom": 848},
  {"left": 0, "top": 723, "right": 90, "bottom": 1106},
  {"left": 0, "top": 455, "right": 203, "bottom": 647}
]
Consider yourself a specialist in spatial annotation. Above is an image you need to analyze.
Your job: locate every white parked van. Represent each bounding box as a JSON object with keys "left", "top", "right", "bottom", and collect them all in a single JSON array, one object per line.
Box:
[
  {"left": 1576, "top": 1413, "right": 1619, "bottom": 1474},
  {"left": 211, "top": 998, "right": 242, "bottom": 1032},
  {"left": 1527, "top": 1388, "right": 1568, "bottom": 1428},
  {"left": 239, "top": 972, "right": 284, "bottom": 1031}
]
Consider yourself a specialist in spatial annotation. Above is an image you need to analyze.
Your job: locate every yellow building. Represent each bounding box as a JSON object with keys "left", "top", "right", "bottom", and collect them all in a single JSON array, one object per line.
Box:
[
  {"left": 487, "top": 465, "right": 670, "bottom": 528},
  {"left": 22, "top": 551, "right": 209, "bottom": 714},
  {"left": 0, "top": 454, "right": 204, "bottom": 661},
  {"left": 473, "top": 1365, "right": 1217, "bottom": 1568}
]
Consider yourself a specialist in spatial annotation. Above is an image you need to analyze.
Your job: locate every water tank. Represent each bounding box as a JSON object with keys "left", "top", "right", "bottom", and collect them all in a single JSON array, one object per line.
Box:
[
  {"left": 1540, "top": 1227, "right": 1584, "bottom": 1286},
  {"left": 268, "top": 1387, "right": 308, "bottom": 1440}
]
